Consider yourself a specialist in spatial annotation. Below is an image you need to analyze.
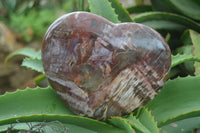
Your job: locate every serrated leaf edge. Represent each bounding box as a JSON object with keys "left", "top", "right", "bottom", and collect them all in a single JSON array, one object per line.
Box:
[
  {"left": 21, "top": 57, "right": 44, "bottom": 73},
  {"left": 171, "top": 54, "right": 200, "bottom": 68}
]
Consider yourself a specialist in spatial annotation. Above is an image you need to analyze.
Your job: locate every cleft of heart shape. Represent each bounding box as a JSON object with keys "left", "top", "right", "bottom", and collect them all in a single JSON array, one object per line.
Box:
[{"left": 42, "top": 11, "right": 171, "bottom": 120}]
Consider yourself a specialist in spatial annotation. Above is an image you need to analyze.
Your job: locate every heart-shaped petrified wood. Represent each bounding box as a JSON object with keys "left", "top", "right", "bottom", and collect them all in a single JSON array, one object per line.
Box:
[{"left": 42, "top": 11, "right": 171, "bottom": 120}]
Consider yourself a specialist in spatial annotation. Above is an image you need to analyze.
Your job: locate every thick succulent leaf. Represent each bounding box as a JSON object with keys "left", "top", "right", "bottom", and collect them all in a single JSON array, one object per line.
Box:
[
  {"left": 180, "top": 30, "right": 193, "bottom": 45},
  {"left": 77, "top": 0, "right": 85, "bottom": 11},
  {"left": 0, "top": 115, "right": 126, "bottom": 133},
  {"left": 151, "top": 0, "right": 200, "bottom": 21},
  {"left": 146, "top": 76, "right": 200, "bottom": 127},
  {"left": 160, "top": 117, "right": 200, "bottom": 133},
  {"left": 4, "top": 48, "right": 41, "bottom": 66},
  {"left": 171, "top": 54, "right": 200, "bottom": 68},
  {"left": 127, "top": 5, "right": 153, "bottom": 14},
  {"left": 175, "top": 45, "right": 195, "bottom": 74},
  {"left": 178, "top": 30, "right": 200, "bottom": 75},
  {"left": 172, "top": 0, "right": 200, "bottom": 21},
  {"left": 108, "top": 117, "right": 135, "bottom": 133},
  {"left": 135, "top": 108, "right": 159, "bottom": 133},
  {"left": 0, "top": 122, "right": 79, "bottom": 133},
  {"left": 176, "top": 45, "right": 194, "bottom": 55},
  {"left": 34, "top": 74, "right": 46, "bottom": 85},
  {"left": 132, "top": 12, "right": 200, "bottom": 32},
  {"left": 0, "top": 87, "right": 126, "bottom": 133},
  {"left": 0, "top": 86, "right": 74, "bottom": 121},
  {"left": 88, "top": 0, "right": 120, "bottom": 23},
  {"left": 150, "top": 0, "right": 174, "bottom": 13},
  {"left": 22, "top": 58, "right": 44, "bottom": 73},
  {"left": 190, "top": 30, "right": 200, "bottom": 75},
  {"left": 108, "top": 0, "right": 132, "bottom": 22},
  {"left": 126, "top": 113, "right": 151, "bottom": 133}
]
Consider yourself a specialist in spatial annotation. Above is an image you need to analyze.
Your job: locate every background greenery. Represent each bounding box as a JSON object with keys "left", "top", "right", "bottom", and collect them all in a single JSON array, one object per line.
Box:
[
  {"left": 0, "top": 0, "right": 74, "bottom": 42},
  {"left": 1, "top": 0, "right": 200, "bottom": 132}
]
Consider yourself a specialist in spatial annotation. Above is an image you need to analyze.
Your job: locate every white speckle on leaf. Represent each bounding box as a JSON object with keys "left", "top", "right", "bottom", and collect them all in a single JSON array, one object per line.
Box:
[{"left": 170, "top": 123, "right": 178, "bottom": 127}]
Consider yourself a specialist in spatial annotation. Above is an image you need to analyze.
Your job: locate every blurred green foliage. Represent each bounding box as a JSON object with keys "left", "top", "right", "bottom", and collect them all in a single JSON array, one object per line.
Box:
[
  {"left": 0, "top": 0, "right": 74, "bottom": 42},
  {"left": 9, "top": 9, "right": 57, "bottom": 42}
]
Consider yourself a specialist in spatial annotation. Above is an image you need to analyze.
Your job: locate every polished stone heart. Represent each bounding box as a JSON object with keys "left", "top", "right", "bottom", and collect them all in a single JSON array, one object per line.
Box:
[{"left": 42, "top": 11, "right": 171, "bottom": 120}]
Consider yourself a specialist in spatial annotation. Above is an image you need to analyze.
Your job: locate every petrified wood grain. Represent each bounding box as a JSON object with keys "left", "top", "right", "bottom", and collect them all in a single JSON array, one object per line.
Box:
[{"left": 42, "top": 12, "right": 171, "bottom": 120}]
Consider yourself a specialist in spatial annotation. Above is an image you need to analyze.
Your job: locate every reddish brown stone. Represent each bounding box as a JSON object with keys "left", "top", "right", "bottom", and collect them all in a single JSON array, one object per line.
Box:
[{"left": 42, "top": 12, "right": 171, "bottom": 120}]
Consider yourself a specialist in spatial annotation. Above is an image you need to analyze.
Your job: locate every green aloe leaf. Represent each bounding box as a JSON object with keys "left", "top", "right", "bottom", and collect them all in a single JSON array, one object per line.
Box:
[
  {"left": 0, "top": 115, "right": 126, "bottom": 133},
  {"left": 171, "top": 54, "right": 200, "bottom": 68},
  {"left": 180, "top": 30, "right": 193, "bottom": 45},
  {"left": 151, "top": 0, "right": 174, "bottom": 12},
  {"left": 176, "top": 45, "right": 193, "bottom": 54},
  {"left": 88, "top": 0, "right": 120, "bottom": 23},
  {"left": 108, "top": 117, "right": 135, "bottom": 133},
  {"left": 0, "top": 122, "right": 77, "bottom": 133},
  {"left": 77, "top": 0, "right": 85, "bottom": 11},
  {"left": 0, "top": 87, "right": 126, "bottom": 133},
  {"left": 4, "top": 48, "right": 44, "bottom": 74},
  {"left": 22, "top": 58, "right": 44, "bottom": 73},
  {"left": 190, "top": 30, "right": 200, "bottom": 75},
  {"left": 127, "top": 5, "right": 153, "bottom": 14},
  {"left": 175, "top": 45, "right": 195, "bottom": 75},
  {"left": 160, "top": 117, "right": 200, "bottom": 133},
  {"left": 4, "top": 48, "right": 41, "bottom": 66},
  {"left": 178, "top": 30, "right": 200, "bottom": 75},
  {"left": 0, "top": 86, "right": 74, "bottom": 120},
  {"left": 108, "top": 0, "right": 132, "bottom": 22},
  {"left": 34, "top": 74, "right": 46, "bottom": 85},
  {"left": 132, "top": 12, "right": 200, "bottom": 32},
  {"left": 146, "top": 76, "right": 200, "bottom": 127},
  {"left": 151, "top": 0, "right": 200, "bottom": 21},
  {"left": 135, "top": 108, "right": 159, "bottom": 133},
  {"left": 126, "top": 113, "right": 151, "bottom": 133}
]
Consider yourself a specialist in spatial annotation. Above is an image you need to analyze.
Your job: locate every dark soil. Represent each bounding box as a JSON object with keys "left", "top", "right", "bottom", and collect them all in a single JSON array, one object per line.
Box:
[{"left": 0, "top": 22, "right": 42, "bottom": 94}]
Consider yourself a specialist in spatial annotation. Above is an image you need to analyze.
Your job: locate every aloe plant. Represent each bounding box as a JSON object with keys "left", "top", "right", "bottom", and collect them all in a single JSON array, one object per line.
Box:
[{"left": 2, "top": 0, "right": 200, "bottom": 132}]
